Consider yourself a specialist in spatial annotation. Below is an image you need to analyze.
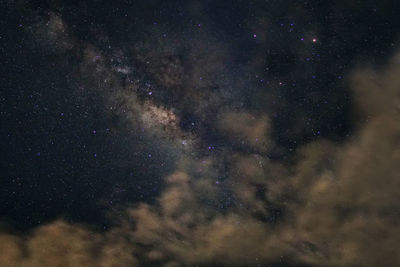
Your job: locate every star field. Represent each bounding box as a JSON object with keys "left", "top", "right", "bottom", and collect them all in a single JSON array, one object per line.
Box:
[{"left": 1, "top": 1, "right": 400, "bottom": 266}]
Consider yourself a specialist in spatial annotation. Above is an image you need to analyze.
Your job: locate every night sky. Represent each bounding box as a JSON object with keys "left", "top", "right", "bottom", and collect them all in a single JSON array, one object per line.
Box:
[{"left": 1, "top": 1, "right": 400, "bottom": 266}]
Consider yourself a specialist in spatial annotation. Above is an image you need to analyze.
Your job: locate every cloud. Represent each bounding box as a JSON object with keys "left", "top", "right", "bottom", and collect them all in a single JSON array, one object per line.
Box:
[
  {"left": 0, "top": 221, "right": 138, "bottom": 267},
  {"left": 129, "top": 52, "right": 400, "bottom": 266},
  {"left": 29, "top": 12, "right": 75, "bottom": 53},
  {"left": 217, "top": 110, "right": 272, "bottom": 153}
]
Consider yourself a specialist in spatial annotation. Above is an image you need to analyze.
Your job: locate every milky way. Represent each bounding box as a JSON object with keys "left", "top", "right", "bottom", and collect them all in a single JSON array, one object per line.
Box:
[{"left": 1, "top": 1, "right": 400, "bottom": 266}]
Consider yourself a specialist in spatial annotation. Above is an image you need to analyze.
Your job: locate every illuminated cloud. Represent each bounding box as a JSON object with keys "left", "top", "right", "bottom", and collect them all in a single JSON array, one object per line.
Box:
[
  {"left": 217, "top": 111, "right": 272, "bottom": 153},
  {"left": 131, "top": 54, "right": 400, "bottom": 267}
]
